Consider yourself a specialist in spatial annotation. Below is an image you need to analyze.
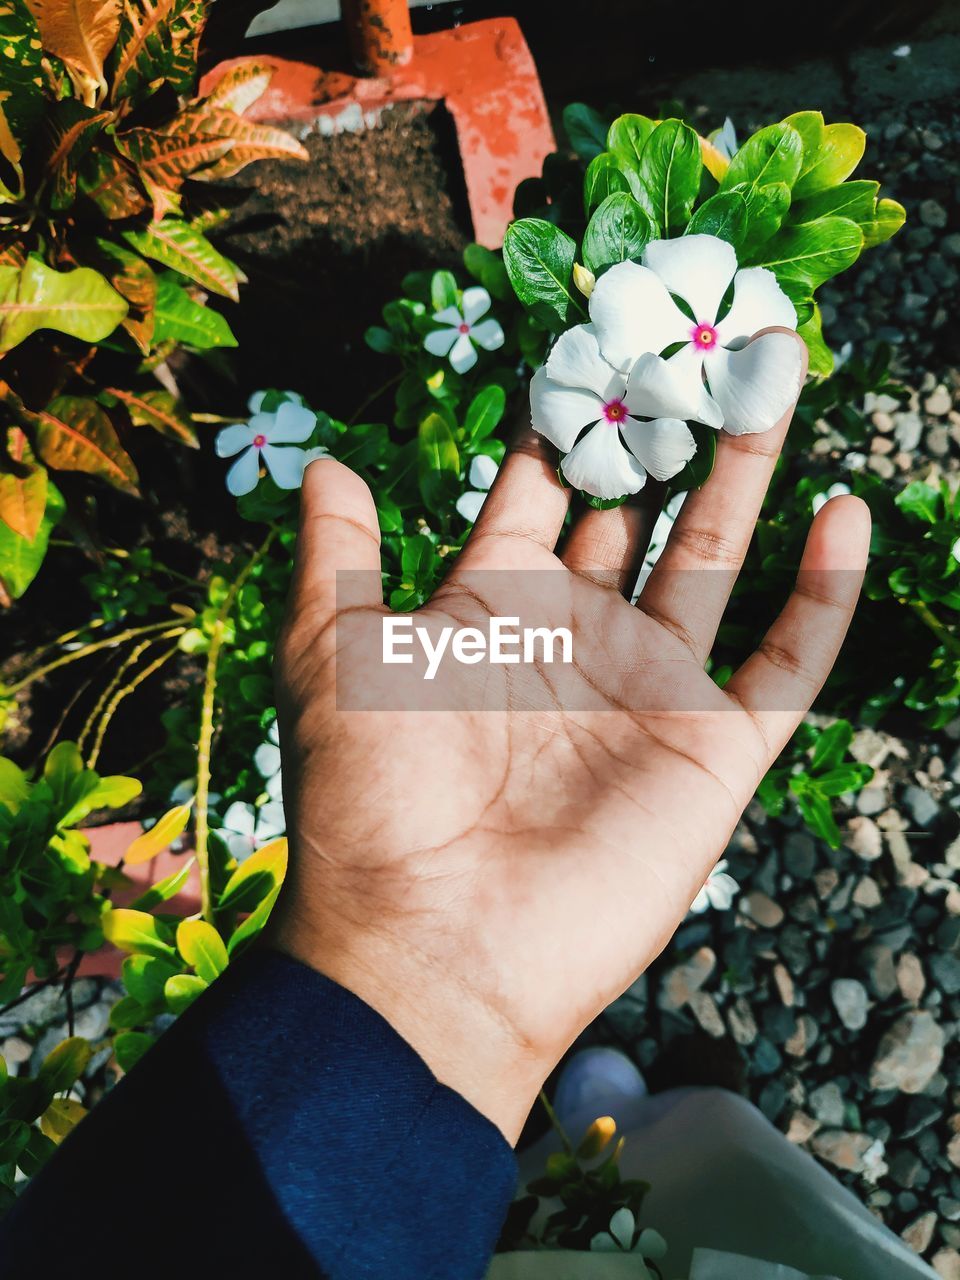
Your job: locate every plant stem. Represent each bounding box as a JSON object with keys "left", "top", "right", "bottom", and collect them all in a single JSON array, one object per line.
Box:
[
  {"left": 194, "top": 530, "right": 276, "bottom": 923},
  {"left": 86, "top": 639, "right": 182, "bottom": 770},
  {"left": 909, "top": 600, "right": 960, "bottom": 658},
  {"left": 3, "top": 617, "right": 192, "bottom": 696},
  {"left": 538, "top": 1088, "right": 574, "bottom": 1154}
]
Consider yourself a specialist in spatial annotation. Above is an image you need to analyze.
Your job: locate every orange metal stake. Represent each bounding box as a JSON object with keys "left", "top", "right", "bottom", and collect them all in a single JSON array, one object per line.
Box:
[{"left": 341, "top": 0, "right": 414, "bottom": 74}]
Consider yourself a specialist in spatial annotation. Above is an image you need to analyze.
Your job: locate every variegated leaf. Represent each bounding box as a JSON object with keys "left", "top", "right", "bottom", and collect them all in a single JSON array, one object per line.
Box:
[
  {"left": 78, "top": 148, "right": 148, "bottom": 218},
  {"left": 0, "top": 256, "right": 128, "bottom": 352},
  {"left": 0, "top": 103, "right": 25, "bottom": 205},
  {"left": 123, "top": 219, "right": 240, "bottom": 300},
  {"left": 0, "top": 427, "right": 47, "bottom": 539},
  {"left": 203, "top": 59, "right": 274, "bottom": 116},
  {"left": 0, "top": 239, "right": 27, "bottom": 269},
  {"left": 109, "top": 0, "right": 206, "bottom": 106},
  {"left": 106, "top": 386, "right": 196, "bottom": 446},
  {"left": 116, "top": 127, "right": 234, "bottom": 190},
  {"left": 185, "top": 110, "right": 308, "bottom": 182},
  {"left": 152, "top": 274, "right": 236, "bottom": 348},
  {"left": 34, "top": 394, "right": 138, "bottom": 493},
  {"left": 24, "top": 0, "right": 121, "bottom": 98},
  {"left": 94, "top": 237, "right": 156, "bottom": 351},
  {"left": 0, "top": 0, "right": 45, "bottom": 146},
  {"left": 44, "top": 102, "right": 113, "bottom": 210}
]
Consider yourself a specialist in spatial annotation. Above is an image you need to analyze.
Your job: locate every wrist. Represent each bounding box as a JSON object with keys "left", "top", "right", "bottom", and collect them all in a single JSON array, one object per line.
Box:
[{"left": 269, "top": 896, "right": 546, "bottom": 1144}]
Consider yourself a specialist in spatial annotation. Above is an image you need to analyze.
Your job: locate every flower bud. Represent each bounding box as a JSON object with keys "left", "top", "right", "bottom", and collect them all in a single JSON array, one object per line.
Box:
[
  {"left": 576, "top": 1114, "right": 616, "bottom": 1160},
  {"left": 572, "top": 262, "right": 595, "bottom": 299}
]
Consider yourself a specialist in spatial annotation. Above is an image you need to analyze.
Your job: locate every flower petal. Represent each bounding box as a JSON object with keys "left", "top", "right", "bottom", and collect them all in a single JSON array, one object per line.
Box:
[
  {"left": 707, "top": 331, "right": 804, "bottom": 434},
  {"left": 225, "top": 447, "right": 260, "bottom": 496},
  {"left": 266, "top": 771, "right": 284, "bottom": 802},
  {"left": 619, "top": 416, "right": 696, "bottom": 482},
  {"left": 254, "top": 741, "right": 282, "bottom": 779},
  {"left": 461, "top": 286, "right": 491, "bottom": 325},
  {"left": 256, "top": 800, "right": 286, "bottom": 841},
  {"left": 434, "top": 305, "right": 463, "bottom": 327},
  {"left": 530, "top": 366, "right": 604, "bottom": 452},
  {"left": 469, "top": 317, "right": 504, "bottom": 351},
  {"left": 560, "top": 421, "right": 647, "bottom": 500},
  {"left": 624, "top": 351, "right": 714, "bottom": 425},
  {"left": 269, "top": 400, "right": 316, "bottom": 443},
  {"left": 468, "top": 454, "right": 499, "bottom": 491},
  {"left": 589, "top": 261, "right": 691, "bottom": 371},
  {"left": 424, "top": 326, "right": 459, "bottom": 357},
  {"left": 449, "top": 331, "right": 478, "bottom": 374},
  {"left": 268, "top": 719, "right": 280, "bottom": 745},
  {"left": 223, "top": 800, "right": 255, "bottom": 837},
  {"left": 261, "top": 443, "right": 307, "bottom": 489},
  {"left": 215, "top": 423, "right": 257, "bottom": 457},
  {"left": 225, "top": 831, "right": 256, "bottom": 861},
  {"left": 706, "top": 872, "right": 739, "bottom": 910},
  {"left": 247, "top": 391, "right": 267, "bottom": 414},
  {"left": 545, "top": 323, "right": 624, "bottom": 400},
  {"left": 455, "top": 490, "right": 486, "bottom": 523},
  {"left": 642, "top": 234, "right": 738, "bottom": 326},
  {"left": 665, "top": 343, "right": 724, "bottom": 428},
  {"left": 715, "top": 266, "right": 797, "bottom": 350}
]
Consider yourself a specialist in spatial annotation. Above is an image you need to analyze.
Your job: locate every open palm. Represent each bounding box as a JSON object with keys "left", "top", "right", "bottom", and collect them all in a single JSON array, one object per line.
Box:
[{"left": 271, "top": 331, "right": 870, "bottom": 1141}]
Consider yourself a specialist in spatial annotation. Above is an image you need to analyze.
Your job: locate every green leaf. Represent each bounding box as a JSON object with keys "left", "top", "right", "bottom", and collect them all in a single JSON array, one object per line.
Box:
[
  {"left": 226, "top": 883, "right": 281, "bottom": 957},
  {"left": 582, "top": 193, "right": 654, "bottom": 276},
  {"left": 102, "top": 907, "right": 176, "bottom": 959},
  {"left": 0, "top": 476, "right": 62, "bottom": 600},
  {"left": 563, "top": 103, "right": 610, "bottom": 161},
  {"left": 218, "top": 837, "right": 286, "bottom": 913},
  {"left": 583, "top": 152, "right": 631, "bottom": 216},
  {"left": 791, "top": 179, "right": 880, "bottom": 226},
  {"left": 43, "top": 740, "right": 83, "bottom": 797},
  {"left": 863, "top": 198, "right": 906, "bottom": 249},
  {"left": 43, "top": 101, "right": 112, "bottom": 211},
  {"left": 637, "top": 119, "right": 702, "bottom": 237},
  {"left": 789, "top": 114, "right": 866, "bottom": 198},
  {"left": 502, "top": 218, "right": 583, "bottom": 333},
  {"left": 720, "top": 122, "right": 803, "bottom": 194},
  {"left": 791, "top": 783, "right": 841, "bottom": 847},
  {"left": 121, "top": 955, "right": 180, "bottom": 1005},
  {"left": 0, "top": 426, "right": 46, "bottom": 540},
  {"left": 114, "top": 1031, "right": 154, "bottom": 1073},
  {"left": 895, "top": 481, "right": 940, "bottom": 525},
  {"left": 109, "top": 995, "right": 151, "bottom": 1029},
  {"left": 606, "top": 113, "right": 656, "bottom": 173},
  {"left": 462, "top": 243, "right": 510, "bottom": 301},
  {"left": 109, "top": 0, "right": 206, "bottom": 104},
  {"left": 685, "top": 190, "right": 748, "bottom": 249},
  {"left": 0, "top": 0, "right": 45, "bottom": 146},
  {"left": 38, "top": 1037, "right": 91, "bottom": 1094},
  {"left": 797, "top": 304, "right": 833, "bottom": 377},
  {"left": 463, "top": 385, "right": 506, "bottom": 443},
  {"left": 0, "top": 257, "right": 128, "bottom": 352},
  {"left": 152, "top": 274, "right": 237, "bottom": 348},
  {"left": 35, "top": 395, "right": 139, "bottom": 496},
  {"left": 176, "top": 918, "right": 228, "bottom": 983},
  {"left": 0, "top": 757, "right": 29, "bottom": 812},
  {"left": 86, "top": 773, "right": 141, "bottom": 809},
  {"left": 734, "top": 181, "right": 791, "bottom": 248},
  {"left": 418, "top": 411, "right": 460, "bottom": 515},
  {"left": 164, "top": 972, "right": 207, "bottom": 1014},
  {"left": 810, "top": 720, "right": 852, "bottom": 770},
  {"left": 817, "top": 763, "right": 872, "bottom": 796},
  {"left": 125, "top": 803, "right": 191, "bottom": 864},
  {"left": 123, "top": 220, "right": 240, "bottom": 301},
  {"left": 669, "top": 422, "right": 716, "bottom": 492},
  {"left": 107, "top": 387, "right": 197, "bottom": 448},
  {"left": 751, "top": 216, "right": 864, "bottom": 289},
  {"left": 430, "top": 270, "right": 458, "bottom": 312}
]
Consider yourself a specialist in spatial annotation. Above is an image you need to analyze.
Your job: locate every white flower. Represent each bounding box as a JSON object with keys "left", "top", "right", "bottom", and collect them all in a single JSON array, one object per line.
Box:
[
  {"left": 590, "top": 234, "right": 801, "bottom": 435},
  {"left": 530, "top": 324, "right": 699, "bottom": 500},
  {"left": 219, "top": 799, "right": 285, "bottom": 862},
  {"left": 215, "top": 392, "right": 316, "bottom": 496},
  {"left": 812, "top": 481, "right": 852, "bottom": 515},
  {"left": 254, "top": 717, "right": 283, "bottom": 802},
  {"left": 455, "top": 455, "right": 499, "bottom": 522},
  {"left": 710, "top": 117, "right": 738, "bottom": 160},
  {"left": 424, "top": 286, "right": 504, "bottom": 373},
  {"left": 169, "top": 779, "right": 221, "bottom": 810},
  {"left": 690, "top": 859, "right": 740, "bottom": 913},
  {"left": 631, "top": 491, "right": 687, "bottom": 601}
]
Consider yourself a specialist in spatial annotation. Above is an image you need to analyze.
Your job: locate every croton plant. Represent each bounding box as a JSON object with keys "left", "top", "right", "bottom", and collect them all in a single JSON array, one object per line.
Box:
[{"left": 0, "top": 0, "right": 306, "bottom": 602}]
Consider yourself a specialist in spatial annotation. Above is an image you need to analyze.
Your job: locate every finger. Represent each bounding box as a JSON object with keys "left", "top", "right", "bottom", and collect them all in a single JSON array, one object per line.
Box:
[
  {"left": 639, "top": 328, "right": 807, "bottom": 662},
  {"left": 725, "top": 494, "right": 870, "bottom": 762},
  {"left": 560, "top": 481, "right": 665, "bottom": 593},
  {"left": 288, "top": 458, "right": 382, "bottom": 617},
  {"left": 459, "top": 425, "right": 571, "bottom": 566}
]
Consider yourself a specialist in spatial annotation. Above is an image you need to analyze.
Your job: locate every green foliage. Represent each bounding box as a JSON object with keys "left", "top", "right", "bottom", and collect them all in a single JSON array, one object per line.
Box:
[{"left": 756, "top": 720, "right": 873, "bottom": 847}]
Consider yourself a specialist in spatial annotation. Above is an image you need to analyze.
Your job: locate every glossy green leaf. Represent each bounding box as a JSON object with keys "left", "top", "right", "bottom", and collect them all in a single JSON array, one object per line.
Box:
[
  {"left": 121, "top": 954, "right": 180, "bottom": 1005},
  {"left": 226, "top": 882, "right": 281, "bottom": 957},
  {"left": 562, "top": 103, "right": 609, "bottom": 161},
  {"left": 430, "top": 270, "right": 458, "bottom": 312},
  {"left": 734, "top": 181, "right": 791, "bottom": 248},
  {"left": 0, "top": 757, "right": 29, "bottom": 812},
  {"left": 685, "top": 190, "right": 748, "bottom": 249},
  {"left": 114, "top": 1031, "right": 154, "bottom": 1073},
  {"left": 583, "top": 152, "right": 632, "bottom": 216},
  {"left": 38, "top": 1037, "right": 91, "bottom": 1093},
  {"left": 176, "top": 918, "right": 228, "bottom": 982},
  {"left": 797, "top": 303, "right": 833, "bottom": 377},
  {"left": 637, "top": 119, "right": 702, "bottom": 237},
  {"left": 791, "top": 179, "right": 879, "bottom": 226},
  {"left": 463, "top": 385, "right": 506, "bottom": 442},
  {"left": 753, "top": 216, "right": 863, "bottom": 288},
  {"left": 125, "top": 803, "right": 191, "bottom": 864},
  {"left": 128, "top": 857, "right": 195, "bottom": 911},
  {"left": 606, "top": 113, "right": 656, "bottom": 172},
  {"left": 218, "top": 837, "right": 286, "bottom": 913},
  {"left": 863, "top": 198, "right": 906, "bottom": 249},
  {"left": 102, "top": 907, "right": 176, "bottom": 959},
  {"left": 0, "top": 257, "right": 128, "bottom": 352},
  {"left": 788, "top": 112, "right": 866, "bottom": 198},
  {"left": 152, "top": 274, "right": 237, "bottom": 348},
  {"left": 462, "top": 243, "right": 511, "bottom": 301},
  {"left": 123, "top": 220, "right": 240, "bottom": 301},
  {"left": 502, "top": 218, "right": 583, "bottom": 333},
  {"left": 418, "top": 411, "right": 460, "bottom": 515},
  {"left": 582, "top": 193, "right": 654, "bottom": 275},
  {"left": 669, "top": 422, "right": 717, "bottom": 492},
  {"left": 164, "top": 972, "right": 207, "bottom": 1014},
  {"left": 810, "top": 720, "right": 852, "bottom": 770},
  {"left": 720, "top": 122, "right": 803, "bottom": 194}
]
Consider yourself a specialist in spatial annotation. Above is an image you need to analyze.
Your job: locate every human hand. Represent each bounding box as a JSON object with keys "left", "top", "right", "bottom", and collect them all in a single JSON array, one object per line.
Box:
[{"left": 270, "top": 330, "right": 870, "bottom": 1142}]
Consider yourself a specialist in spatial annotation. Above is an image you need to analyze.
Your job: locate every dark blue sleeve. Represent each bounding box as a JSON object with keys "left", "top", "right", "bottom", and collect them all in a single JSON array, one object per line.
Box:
[{"left": 0, "top": 950, "right": 518, "bottom": 1278}]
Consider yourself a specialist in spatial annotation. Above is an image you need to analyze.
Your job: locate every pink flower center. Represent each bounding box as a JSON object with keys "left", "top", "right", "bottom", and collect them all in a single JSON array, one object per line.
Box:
[
  {"left": 252, "top": 434, "right": 267, "bottom": 448},
  {"left": 603, "top": 399, "right": 627, "bottom": 424},
  {"left": 458, "top": 322, "right": 470, "bottom": 334},
  {"left": 691, "top": 322, "right": 718, "bottom": 352}
]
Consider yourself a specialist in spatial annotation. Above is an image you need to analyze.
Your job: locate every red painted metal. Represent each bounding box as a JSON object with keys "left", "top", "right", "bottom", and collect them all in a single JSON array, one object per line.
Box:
[
  {"left": 200, "top": 17, "right": 555, "bottom": 249},
  {"left": 342, "top": 0, "right": 414, "bottom": 73}
]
